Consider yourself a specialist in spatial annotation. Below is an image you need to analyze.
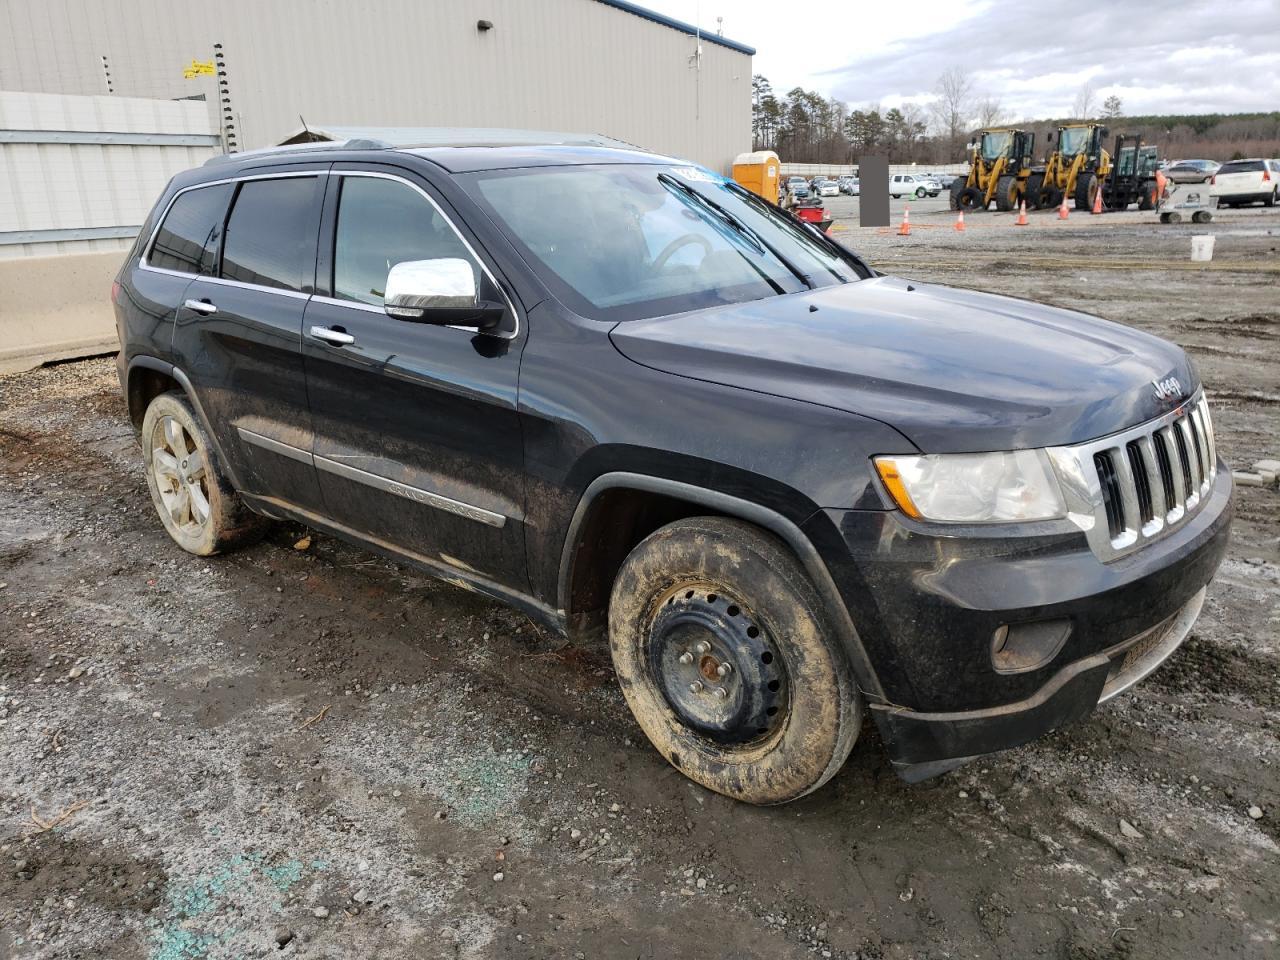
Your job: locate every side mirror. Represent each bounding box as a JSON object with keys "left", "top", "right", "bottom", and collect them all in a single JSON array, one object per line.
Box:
[{"left": 383, "top": 258, "right": 505, "bottom": 331}]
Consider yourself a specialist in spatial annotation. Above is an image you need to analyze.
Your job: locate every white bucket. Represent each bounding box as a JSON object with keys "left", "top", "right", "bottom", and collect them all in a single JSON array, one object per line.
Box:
[{"left": 1190, "top": 235, "right": 1215, "bottom": 262}]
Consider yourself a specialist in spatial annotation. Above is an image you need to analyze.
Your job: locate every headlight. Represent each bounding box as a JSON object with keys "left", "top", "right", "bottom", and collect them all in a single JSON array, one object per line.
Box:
[{"left": 874, "top": 450, "right": 1067, "bottom": 523}]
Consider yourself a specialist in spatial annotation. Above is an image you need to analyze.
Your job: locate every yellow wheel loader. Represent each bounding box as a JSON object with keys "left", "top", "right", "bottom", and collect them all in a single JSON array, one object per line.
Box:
[
  {"left": 949, "top": 128, "right": 1036, "bottom": 212},
  {"left": 1026, "top": 123, "right": 1113, "bottom": 210}
]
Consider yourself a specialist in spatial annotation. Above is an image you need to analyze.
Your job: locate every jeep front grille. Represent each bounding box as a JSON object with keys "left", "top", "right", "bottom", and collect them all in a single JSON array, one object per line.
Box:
[{"left": 1049, "top": 393, "right": 1217, "bottom": 562}]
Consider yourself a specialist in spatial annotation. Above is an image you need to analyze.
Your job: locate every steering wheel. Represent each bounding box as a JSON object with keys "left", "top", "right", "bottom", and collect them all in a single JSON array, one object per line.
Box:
[{"left": 653, "top": 233, "right": 713, "bottom": 271}]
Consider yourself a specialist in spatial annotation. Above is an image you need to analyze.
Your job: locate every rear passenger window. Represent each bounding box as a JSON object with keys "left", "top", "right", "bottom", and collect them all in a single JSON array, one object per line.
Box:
[
  {"left": 332, "top": 176, "right": 478, "bottom": 306},
  {"left": 147, "top": 184, "right": 232, "bottom": 275},
  {"left": 221, "top": 177, "right": 317, "bottom": 291}
]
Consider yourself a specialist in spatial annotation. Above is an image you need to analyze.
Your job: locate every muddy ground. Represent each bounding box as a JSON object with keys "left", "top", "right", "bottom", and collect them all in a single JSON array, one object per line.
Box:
[{"left": 1, "top": 210, "right": 1278, "bottom": 960}]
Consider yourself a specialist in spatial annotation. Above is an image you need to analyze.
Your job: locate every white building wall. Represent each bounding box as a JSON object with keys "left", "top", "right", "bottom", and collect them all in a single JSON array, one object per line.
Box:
[
  {"left": 0, "top": 0, "right": 752, "bottom": 172},
  {"left": 0, "top": 91, "right": 218, "bottom": 258}
]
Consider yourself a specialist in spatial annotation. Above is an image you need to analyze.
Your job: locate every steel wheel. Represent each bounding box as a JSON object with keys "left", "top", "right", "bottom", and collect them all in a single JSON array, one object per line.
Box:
[{"left": 647, "top": 584, "right": 790, "bottom": 745}]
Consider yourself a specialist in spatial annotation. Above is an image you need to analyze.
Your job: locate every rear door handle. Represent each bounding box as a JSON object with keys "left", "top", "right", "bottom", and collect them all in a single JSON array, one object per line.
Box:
[
  {"left": 309, "top": 325, "right": 356, "bottom": 346},
  {"left": 184, "top": 298, "right": 217, "bottom": 315}
]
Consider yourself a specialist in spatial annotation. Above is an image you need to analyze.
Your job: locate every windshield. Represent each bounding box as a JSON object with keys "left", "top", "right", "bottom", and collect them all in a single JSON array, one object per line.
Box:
[
  {"left": 1058, "top": 127, "right": 1091, "bottom": 156},
  {"left": 467, "top": 164, "right": 867, "bottom": 322},
  {"left": 980, "top": 132, "right": 1012, "bottom": 162}
]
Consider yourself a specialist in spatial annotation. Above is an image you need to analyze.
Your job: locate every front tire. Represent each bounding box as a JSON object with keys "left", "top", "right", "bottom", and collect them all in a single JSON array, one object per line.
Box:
[
  {"left": 141, "top": 391, "right": 267, "bottom": 556},
  {"left": 1075, "top": 172, "right": 1099, "bottom": 211},
  {"left": 608, "top": 517, "right": 861, "bottom": 805},
  {"left": 994, "top": 174, "right": 1019, "bottom": 212}
]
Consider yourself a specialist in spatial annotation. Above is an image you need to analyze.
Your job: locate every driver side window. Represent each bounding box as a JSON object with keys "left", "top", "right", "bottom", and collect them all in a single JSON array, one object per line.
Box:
[{"left": 333, "top": 176, "right": 478, "bottom": 306}]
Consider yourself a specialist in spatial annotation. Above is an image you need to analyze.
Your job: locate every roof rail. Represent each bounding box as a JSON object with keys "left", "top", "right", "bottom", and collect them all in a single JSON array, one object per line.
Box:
[{"left": 204, "top": 138, "right": 390, "bottom": 166}]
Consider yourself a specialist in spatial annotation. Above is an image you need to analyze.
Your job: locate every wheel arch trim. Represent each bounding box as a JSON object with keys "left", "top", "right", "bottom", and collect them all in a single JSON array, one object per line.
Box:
[{"left": 558, "top": 471, "right": 886, "bottom": 703}]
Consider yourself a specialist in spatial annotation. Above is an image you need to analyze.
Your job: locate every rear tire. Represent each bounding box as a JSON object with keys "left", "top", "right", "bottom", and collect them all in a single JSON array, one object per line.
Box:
[
  {"left": 1025, "top": 172, "right": 1046, "bottom": 209},
  {"left": 141, "top": 391, "right": 268, "bottom": 556},
  {"left": 957, "top": 186, "right": 985, "bottom": 211},
  {"left": 948, "top": 179, "right": 966, "bottom": 210},
  {"left": 915, "top": 187, "right": 926, "bottom": 198},
  {"left": 608, "top": 517, "right": 861, "bottom": 805},
  {"left": 994, "top": 175, "right": 1019, "bottom": 212}
]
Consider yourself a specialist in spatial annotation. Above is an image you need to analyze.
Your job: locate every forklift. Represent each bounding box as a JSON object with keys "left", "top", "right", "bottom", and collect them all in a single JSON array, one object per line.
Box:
[
  {"left": 1101, "top": 135, "right": 1159, "bottom": 211},
  {"left": 949, "top": 128, "right": 1036, "bottom": 212}
]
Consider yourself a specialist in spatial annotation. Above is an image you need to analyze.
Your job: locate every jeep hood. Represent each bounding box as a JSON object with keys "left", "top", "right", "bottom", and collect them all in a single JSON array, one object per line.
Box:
[{"left": 608, "top": 276, "right": 1198, "bottom": 453}]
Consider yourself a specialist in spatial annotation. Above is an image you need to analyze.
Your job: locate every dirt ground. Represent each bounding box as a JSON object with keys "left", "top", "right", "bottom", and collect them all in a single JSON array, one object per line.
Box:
[{"left": 2, "top": 208, "right": 1278, "bottom": 960}]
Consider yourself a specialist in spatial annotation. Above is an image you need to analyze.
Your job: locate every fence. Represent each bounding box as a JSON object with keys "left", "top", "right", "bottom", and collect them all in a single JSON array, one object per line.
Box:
[
  {"left": 0, "top": 90, "right": 219, "bottom": 370},
  {"left": 779, "top": 162, "right": 969, "bottom": 178}
]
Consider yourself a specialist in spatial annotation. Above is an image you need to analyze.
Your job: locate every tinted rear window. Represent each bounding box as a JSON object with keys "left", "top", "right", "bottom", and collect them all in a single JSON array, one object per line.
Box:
[
  {"left": 1218, "top": 160, "right": 1265, "bottom": 173},
  {"left": 221, "top": 177, "right": 317, "bottom": 291},
  {"left": 148, "top": 184, "right": 232, "bottom": 275}
]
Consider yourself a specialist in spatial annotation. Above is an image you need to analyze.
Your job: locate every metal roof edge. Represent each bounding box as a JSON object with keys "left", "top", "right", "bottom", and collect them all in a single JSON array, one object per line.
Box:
[{"left": 593, "top": 0, "right": 755, "bottom": 56}]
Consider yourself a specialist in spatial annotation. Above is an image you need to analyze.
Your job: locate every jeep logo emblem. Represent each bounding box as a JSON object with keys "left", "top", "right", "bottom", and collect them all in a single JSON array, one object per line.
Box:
[{"left": 1152, "top": 376, "right": 1183, "bottom": 401}]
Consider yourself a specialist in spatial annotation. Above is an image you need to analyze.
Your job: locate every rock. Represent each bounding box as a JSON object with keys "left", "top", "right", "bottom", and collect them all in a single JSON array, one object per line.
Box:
[
  {"left": 68, "top": 666, "right": 85, "bottom": 680},
  {"left": 13, "top": 859, "right": 28, "bottom": 872},
  {"left": 352, "top": 889, "right": 371, "bottom": 904},
  {"left": 312, "top": 906, "right": 329, "bottom": 919},
  {"left": 609, "top": 803, "right": 621, "bottom": 812},
  {"left": 1232, "top": 472, "right": 1264, "bottom": 487},
  {"left": 274, "top": 928, "right": 295, "bottom": 947},
  {"left": 569, "top": 828, "right": 582, "bottom": 840},
  {"left": 1171, "top": 908, "right": 1185, "bottom": 918},
  {"left": 1119, "top": 819, "right": 1144, "bottom": 840},
  {"left": 1248, "top": 805, "right": 1264, "bottom": 820},
  {"left": 493, "top": 871, "right": 504, "bottom": 882},
  {"left": 696, "top": 878, "right": 707, "bottom": 890},
  {"left": 293, "top": 536, "right": 311, "bottom": 551}
]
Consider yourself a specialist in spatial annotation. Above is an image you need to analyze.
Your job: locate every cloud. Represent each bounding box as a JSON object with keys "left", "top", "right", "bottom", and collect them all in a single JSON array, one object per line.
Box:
[{"left": 821, "top": 0, "right": 1280, "bottom": 118}]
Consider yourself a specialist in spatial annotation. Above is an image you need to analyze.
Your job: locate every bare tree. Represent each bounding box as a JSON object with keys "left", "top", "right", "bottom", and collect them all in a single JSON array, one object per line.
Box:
[
  {"left": 1072, "top": 80, "right": 1096, "bottom": 119},
  {"left": 976, "top": 96, "right": 1007, "bottom": 128},
  {"left": 930, "top": 66, "right": 975, "bottom": 148}
]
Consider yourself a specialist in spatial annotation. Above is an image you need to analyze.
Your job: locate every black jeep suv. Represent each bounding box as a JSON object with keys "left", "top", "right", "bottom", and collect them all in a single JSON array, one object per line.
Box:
[{"left": 113, "top": 133, "right": 1232, "bottom": 804}]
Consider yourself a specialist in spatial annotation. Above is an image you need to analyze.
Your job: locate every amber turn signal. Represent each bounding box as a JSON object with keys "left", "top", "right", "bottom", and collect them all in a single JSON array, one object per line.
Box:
[{"left": 874, "top": 458, "right": 922, "bottom": 519}]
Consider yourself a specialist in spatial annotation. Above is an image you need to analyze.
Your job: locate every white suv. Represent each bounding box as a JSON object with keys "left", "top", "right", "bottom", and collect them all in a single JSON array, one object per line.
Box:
[
  {"left": 1210, "top": 159, "right": 1278, "bottom": 207},
  {"left": 890, "top": 174, "right": 941, "bottom": 199}
]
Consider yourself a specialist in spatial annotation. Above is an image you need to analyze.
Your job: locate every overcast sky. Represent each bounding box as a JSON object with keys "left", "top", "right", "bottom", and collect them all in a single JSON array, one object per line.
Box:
[{"left": 641, "top": 0, "right": 1280, "bottom": 118}]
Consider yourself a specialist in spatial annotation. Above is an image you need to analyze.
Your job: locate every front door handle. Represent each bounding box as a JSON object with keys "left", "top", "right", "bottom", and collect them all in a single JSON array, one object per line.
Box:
[
  {"left": 309, "top": 325, "right": 356, "bottom": 346},
  {"left": 184, "top": 298, "right": 217, "bottom": 315}
]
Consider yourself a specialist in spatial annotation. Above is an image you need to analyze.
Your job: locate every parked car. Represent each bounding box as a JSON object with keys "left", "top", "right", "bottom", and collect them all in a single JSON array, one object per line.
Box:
[
  {"left": 1210, "top": 158, "right": 1278, "bottom": 207},
  {"left": 817, "top": 179, "right": 840, "bottom": 198},
  {"left": 840, "top": 177, "right": 861, "bottom": 196},
  {"left": 890, "top": 173, "right": 941, "bottom": 198},
  {"left": 114, "top": 133, "right": 1232, "bottom": 805},
  {"left": 787, "top": 180, "right": 811, "bottom": 203},
  {"left": 930, "top": 172, "right": 959, "bottom": 189},
  {"left": 1165, "top": 160, "right": 1220, "bottom": 184}
]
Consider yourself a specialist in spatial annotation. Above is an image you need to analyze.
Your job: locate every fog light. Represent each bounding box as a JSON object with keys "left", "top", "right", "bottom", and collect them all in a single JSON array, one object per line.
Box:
[{"left": 991, "top": 619, "right": 1072, "bottom": 674}]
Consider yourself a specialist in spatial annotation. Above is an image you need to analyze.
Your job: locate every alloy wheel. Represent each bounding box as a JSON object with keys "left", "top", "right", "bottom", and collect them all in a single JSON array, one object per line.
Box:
[{"left": 150, "top": 415, "right": 211, "bottom": 535}]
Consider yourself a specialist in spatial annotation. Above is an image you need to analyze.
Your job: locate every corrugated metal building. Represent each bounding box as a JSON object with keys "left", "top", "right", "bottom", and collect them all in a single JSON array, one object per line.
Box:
[{"left": 0, "top": 0, "right": 754, "bottom": 172}]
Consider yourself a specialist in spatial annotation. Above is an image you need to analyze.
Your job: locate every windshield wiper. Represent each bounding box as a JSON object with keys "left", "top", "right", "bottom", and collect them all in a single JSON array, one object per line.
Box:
[
  {"left": 724, "top": 181, "right": 872, "bottom": 281},
  {"left": 657, "top": 174, "right": 815, "bottom": 290}
]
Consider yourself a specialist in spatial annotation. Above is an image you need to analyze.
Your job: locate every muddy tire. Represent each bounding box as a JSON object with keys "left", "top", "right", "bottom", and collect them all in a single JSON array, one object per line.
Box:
[
  {"left": 948, "top": 179, "right": 966, "bottom": 210},
  {"left": 608, "top": 517, "right": 860, "bottom": 805},
  {"left": 141, "top": 391, "right": 267, "bottom": 556}
]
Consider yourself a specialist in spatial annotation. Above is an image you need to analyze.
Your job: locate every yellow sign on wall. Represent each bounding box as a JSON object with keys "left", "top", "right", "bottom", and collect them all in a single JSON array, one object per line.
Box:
[{"left": 183, "top": 60, "right": 215, "bottom": 80}]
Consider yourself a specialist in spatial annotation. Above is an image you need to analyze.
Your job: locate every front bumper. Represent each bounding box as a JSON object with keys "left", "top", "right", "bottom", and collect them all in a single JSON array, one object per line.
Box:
[{"left": 805, "top": 460, "right": 1232, "bottom": 777}]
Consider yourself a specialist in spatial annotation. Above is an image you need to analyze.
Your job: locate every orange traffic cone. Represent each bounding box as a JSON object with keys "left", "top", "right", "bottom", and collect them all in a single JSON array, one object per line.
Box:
[
  {"left": 1057, "top": 193, "right": 1069, "bottom": 220},
  {"left": 1091, "top": 182, "right": 1103, "bottom": 215},
  {"left": 1014, "top": 200, "right": 1029, "bottom": 226},
  {"left": 898, "top": 205, "right": 911, "bottom": 236},
  {"left": 954, "top": 209, "right": 966, "bottom": 232}
]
